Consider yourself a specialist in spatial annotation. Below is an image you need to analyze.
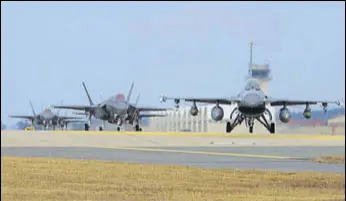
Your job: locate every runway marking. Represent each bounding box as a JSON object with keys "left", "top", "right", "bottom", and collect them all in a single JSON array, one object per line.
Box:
[{"left": 96, "top": 146, "right": 302, "bottom": 160}]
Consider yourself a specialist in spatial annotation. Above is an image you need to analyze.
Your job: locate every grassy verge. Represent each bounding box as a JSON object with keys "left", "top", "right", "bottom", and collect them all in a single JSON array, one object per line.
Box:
[
  {"left": 1, "top": 157, "right": 345, "bottom": 201},
  {"left": 311, "top": 155, "right": 345, "bottom": 164}
]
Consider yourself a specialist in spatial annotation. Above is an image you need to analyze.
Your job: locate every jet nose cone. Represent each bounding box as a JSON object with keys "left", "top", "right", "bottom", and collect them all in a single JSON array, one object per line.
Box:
[{"left": 244, "top": 93, "right": 262, "bottom": 106}]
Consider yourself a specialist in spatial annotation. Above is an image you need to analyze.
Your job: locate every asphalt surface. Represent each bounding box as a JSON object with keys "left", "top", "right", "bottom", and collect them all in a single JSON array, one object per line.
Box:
[
  {"left": 2, "top": 131, "right": 344, "bottom": 173},
  {"left": 2, "top": 146, "right": 345, "bottom": 173}
]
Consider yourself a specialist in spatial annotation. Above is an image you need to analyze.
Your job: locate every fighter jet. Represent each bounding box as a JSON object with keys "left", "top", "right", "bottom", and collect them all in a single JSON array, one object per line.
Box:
[
  {"left": 9, "top": 101, "right": 83, "bottom": 130},
  {"left": 73, "top": 93, "right": 168, "bottom": 131},
  {"left": 125, "top": 94, "right": 168, "bottom": 131},
  {"left": 53, "top": 82, "right": 170, "bottom": 131},
  {"left": 160, "top": 41, "right": 341, "bottom": 134}
]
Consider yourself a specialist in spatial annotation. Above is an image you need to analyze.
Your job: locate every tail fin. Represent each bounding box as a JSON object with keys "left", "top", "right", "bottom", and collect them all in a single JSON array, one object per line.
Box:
[
  {"left": 126, "top": 82, "right": 134, "bottom": 103},
  {"left": 248, "top": 40, "right": 254, "bottom": 78},
  {"left": 29, "top": 101, "right": 36, "bottom": 116},
  {"left": 135, "top": 94, "right": 140, "bottom": 107},
  {"left": 82, "top": 82, "right": 94, "bottom": 105},
  {"left": 130, "top": 93, "right": 141, "bottom": 123}
]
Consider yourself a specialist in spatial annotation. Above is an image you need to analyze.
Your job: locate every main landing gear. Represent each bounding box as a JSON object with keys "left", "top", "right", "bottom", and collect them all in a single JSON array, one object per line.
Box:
[
  {"left": 84, "top": 123, "right": 89, "bottom": 131},
  {"left": 255, "top": 113, "right": 275, "bottom": 134},
  {"left": 134, "top": 124, "right": 142, "bottom": 132},
  {"left": 226, "top": 108, "right": 275, "bottom": 134},
  {"left": 226, "top": 108, "right": 245, "bottom": 133}
]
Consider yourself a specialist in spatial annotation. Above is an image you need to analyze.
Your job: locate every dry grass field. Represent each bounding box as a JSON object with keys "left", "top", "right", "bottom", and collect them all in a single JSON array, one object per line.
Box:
[
  {"left": 312, "top": 155, "right": 345, "bottom": 164},
  {"left": 1, "top": 157, "right": 345, "bottom": 201}
]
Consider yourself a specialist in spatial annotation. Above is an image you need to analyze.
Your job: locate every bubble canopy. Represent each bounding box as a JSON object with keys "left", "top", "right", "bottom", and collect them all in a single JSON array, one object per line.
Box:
[{"left": 244, "top": 78, "right": 261, "bottom": 91}]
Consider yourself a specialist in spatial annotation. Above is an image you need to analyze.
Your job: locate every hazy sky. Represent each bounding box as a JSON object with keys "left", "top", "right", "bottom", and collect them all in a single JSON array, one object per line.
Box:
[{"left": 1, "top": 2, "right": 345, "bottom": 125}]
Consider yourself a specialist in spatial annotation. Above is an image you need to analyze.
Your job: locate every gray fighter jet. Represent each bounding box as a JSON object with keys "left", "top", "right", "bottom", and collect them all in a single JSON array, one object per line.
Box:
[
  {"left": 160, "top": 41, "right": 341, "bottom": 134},
  {"left": 125, "top": 94, "right": 168, "bottom": 131},
  {"left": 72, "top": 94, "right": 168, "bottom": 131},
  {"left": 53, "top": 82, "right": 170, "bottom": 131},
  {"left": 9, "top": 101, "right": 83, "bottom": 130}
]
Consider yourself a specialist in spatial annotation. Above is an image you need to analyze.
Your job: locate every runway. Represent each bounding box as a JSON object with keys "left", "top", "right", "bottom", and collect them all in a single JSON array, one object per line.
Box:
[{"left": 1, "top": 131, "right": 345, "bottom": 173}]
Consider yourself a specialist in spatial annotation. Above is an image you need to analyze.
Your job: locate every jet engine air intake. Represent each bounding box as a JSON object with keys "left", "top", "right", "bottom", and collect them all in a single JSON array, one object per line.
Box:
[
  {"left": 101, "top": 104, "right": 108, "bottom": 111},
  {"left": 211, "top": 105, "right": 224, "bottom": 121},
  {"left": 279, "top": 107, "right": 291, "bottom": 123},
  {"left": 37, "top": 115, "right": 42, "bottom": 121}
]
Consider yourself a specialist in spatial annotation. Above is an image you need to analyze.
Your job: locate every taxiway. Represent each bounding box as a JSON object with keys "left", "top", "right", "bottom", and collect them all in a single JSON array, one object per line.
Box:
[{"left": 1, "top": 131, "right": 344, "bottom": 173}]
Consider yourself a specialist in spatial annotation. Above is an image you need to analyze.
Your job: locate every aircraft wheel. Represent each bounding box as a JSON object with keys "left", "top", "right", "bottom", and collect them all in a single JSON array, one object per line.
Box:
[
  {"left": 270, "top": 123, "right": 275, "bottom": 134},
  {"left": 135, "top": 125, "right": 141, "bottom": 131},
  {"left": 84, "top": 123, "right": 89, "bottom": 131},
  {"left": 249, "top": 126, "right": 253, "bottom": 133},
  {"left": 139, "top": 128, "right": 142, "bottom": 132},
  {"left": 226, "top": 122, "right": 232, "bottom": 133},
  {"left": 117, "top": 127, "right": 120, "bottom": 131},
  {"left": 99, "top": 126, "right": 103, "bottom": 131}
]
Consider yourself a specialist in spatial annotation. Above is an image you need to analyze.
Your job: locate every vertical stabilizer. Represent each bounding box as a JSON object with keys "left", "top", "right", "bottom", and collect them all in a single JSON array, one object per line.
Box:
[
  {"left": 82, "top": 82, "right": 94, "bottom": 105},
  {"left": 248, "top": 40, "right": 254, "bottom": 78},
  {"left": 126, "top": 82, "right": 134, "bottom": 103},
  {"left": 130, "top": 93, "right": 140, "bottom": 124},
  {"left": 29, "top": 101, "right": 36, "bottom": 116},
  {"left": 135, "top": 94, "right": 140, "bottom": 106}
]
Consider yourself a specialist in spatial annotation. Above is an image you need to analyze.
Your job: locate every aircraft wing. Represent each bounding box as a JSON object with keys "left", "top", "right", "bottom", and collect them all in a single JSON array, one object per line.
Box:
[
  {"left": 72, "top": 112, "right": 89, "bottom": 116},
  {"left": 52, "top": 105, "right": 94, "bottom": 111},
  {"left": 160, "top": 95, "right": 241, "bottom": 105},
  {"left": 136, "top": 107, "right": 173, "bottom": 112},
  {"left": 139, "top": 114, "right": 167, "bottom": 118},
  {"left": 58, "top": 116, "right": 84, "bottom": 120},
  {"left": 8, "top": 115, "right": 35, "bottom": 120},
  {"left": 267, "top": 98, "right": 341, "bottom": 107},
  {"left": 63, "top": 119, "right": 86, "bottom": 123}
]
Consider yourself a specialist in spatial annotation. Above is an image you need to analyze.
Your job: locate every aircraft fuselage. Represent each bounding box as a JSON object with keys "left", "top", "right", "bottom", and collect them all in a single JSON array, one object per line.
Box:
[
  {"left": 36, "top": 110, "right": 59, "bottom": 126},
  {"left": 92, "top": 102, "right": 129, "bottom": 123},
  {"left": 236, "top": 88, "right": 267, "bottom": 118}
]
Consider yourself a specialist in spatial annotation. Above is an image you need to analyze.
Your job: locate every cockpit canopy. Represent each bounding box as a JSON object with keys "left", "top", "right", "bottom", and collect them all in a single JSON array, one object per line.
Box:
[
  {"left": 244, "top": 78, "right": 261, "bottom": 91},
  {"left": 109, "top": 93, "right": 126, "bottom": 102}
]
